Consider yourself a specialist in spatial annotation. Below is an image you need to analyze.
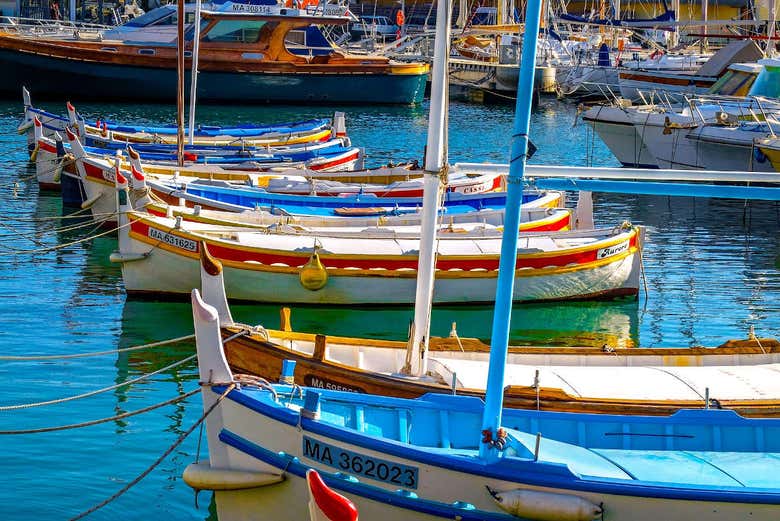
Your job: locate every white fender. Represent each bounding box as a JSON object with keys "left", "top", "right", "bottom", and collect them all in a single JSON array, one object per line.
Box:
[
  {"left": 182, "top": 461, "right": 283, "bottom": 491},
  {"left": 488, "top": 486, "right": 602, "bottom": 521}
]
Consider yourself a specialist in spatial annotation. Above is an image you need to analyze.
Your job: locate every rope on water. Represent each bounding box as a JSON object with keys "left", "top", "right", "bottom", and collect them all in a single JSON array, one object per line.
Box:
[
  {"left": 68, "top": 383, "right": 236, "bottom": 521},
  {"left": 0, "top": 209, "right": 116, "bottom": 243},
  {"left": 0, "top": 388, "right": 199, "bottom": 435},
  {"left": 0, "top": 354, "right": 196, "bottom": 411},
  {"left": 0, "top": 217, "right": 141, "bottom": 256},
  {"left": 0, "top": 206, "right": 94, "bottom": 222},
  {"left": 0, "top": 333, "right": 195, "bottom": 361}
]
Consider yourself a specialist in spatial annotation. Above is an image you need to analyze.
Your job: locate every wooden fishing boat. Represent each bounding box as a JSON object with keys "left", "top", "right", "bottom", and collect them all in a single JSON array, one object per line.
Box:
[
  {"left": 69, "top": 145, "right": 574, "bottom": 231},
  {"left": 197, "top": 246, "right": 780, "bottom": 417},
  {"left": 20, "top": 92, "right": 340, "bottom": 149},
  {"left": 0, "top": 2, "right": 429, "bottom": 104},
  {"left": 188, "top": 289, "right": 780, "bottom": 521},
  {"left": 33, "top": 121, "right": 362, "bottom": 193},
  {"left": 112, "top": 181, "right": 642, "bottom": 305}
]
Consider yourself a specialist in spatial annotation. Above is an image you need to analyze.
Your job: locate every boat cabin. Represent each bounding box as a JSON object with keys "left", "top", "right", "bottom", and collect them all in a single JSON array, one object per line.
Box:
[{"left": 707, "top": 62, "right": 763, "bottom": 97}]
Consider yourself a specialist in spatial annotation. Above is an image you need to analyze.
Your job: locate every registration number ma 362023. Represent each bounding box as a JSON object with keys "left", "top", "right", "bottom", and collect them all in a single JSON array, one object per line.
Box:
[{"left": 302, "top": 436, "right": 419, "bottom": 489}]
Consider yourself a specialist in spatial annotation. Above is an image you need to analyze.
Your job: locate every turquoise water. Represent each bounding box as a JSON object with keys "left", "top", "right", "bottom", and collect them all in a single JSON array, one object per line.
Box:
[{"left": 0, "top": 98, "right": 779, "bottom": 520}]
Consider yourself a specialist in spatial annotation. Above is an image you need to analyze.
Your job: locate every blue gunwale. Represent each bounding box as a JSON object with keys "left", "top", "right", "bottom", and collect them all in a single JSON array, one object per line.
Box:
[{"left": 212, "top": 385, "right": 780, "bottom": 505}]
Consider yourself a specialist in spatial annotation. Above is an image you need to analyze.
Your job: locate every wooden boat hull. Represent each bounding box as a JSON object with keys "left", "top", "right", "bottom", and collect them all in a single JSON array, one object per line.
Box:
[
  {"left": 0, "top": 47, "right": 427, "bottom": 104},
  {"left": 116, "top": 211, "right": 642, "bottom": 304},
  {"left": 204, "top": 402, "right": 780, "bottom": 521},
  {"left": 189, "top": 294, "right": 780, "bottom": 521},
  {"left": 221, "top": 327, "right": 780, "bottom": 417}
]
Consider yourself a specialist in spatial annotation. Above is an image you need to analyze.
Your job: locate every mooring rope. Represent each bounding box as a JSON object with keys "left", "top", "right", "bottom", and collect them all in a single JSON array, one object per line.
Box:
[
  {"left": 68, "top": 383, "right": 236, "bottom": 521},
  {"left": 0, "top": 355, "right": 196, "bottom": 411},
  {"left": 0, "top": 388, "right": 199, "bottom": 435},
  {"left": 0, "top": 217, "right": 141, "bottom": 256},
  {"left": 0, "top": 211, "right": 115, "bottom": 244},
  {"left": 0, "top": 206, "right": 94, "bottom": 222},
  {"left": 0, "top": 334, "right": 195, "bottom": 361}
]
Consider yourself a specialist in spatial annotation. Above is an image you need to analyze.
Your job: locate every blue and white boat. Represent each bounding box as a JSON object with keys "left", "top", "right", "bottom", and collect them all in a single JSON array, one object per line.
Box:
[
  {"left": 19, "top": 90, "right": 340, "bottom": 150},
  {"left": 156, "top": 179, "right": 521, "bottom": 217}
]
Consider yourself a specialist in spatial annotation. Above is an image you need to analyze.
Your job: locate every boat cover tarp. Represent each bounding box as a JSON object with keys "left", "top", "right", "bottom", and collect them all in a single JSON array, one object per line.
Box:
[{"left": 695, "top": 39, "right": 764, "bottom": 77}]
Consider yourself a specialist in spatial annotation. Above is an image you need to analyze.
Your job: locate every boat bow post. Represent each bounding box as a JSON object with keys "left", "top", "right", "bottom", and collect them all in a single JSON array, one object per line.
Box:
[
  {"left": 199, "top": 242, "right": 235, "bottom": 326},
  {"left": 406, "top": 0, "right": 451, "bottom": 377},
  {"left": 184, "top": 289, "right": 284, "bottom": 492},
  {"left": 479, "top": 0, "right": 544, "bottom": 461}
]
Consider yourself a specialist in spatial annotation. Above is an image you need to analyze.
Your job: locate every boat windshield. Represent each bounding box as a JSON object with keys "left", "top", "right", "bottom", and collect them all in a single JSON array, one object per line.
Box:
[
  {"left": 202, "top": 20, "right": 271, "bottom": 43},
  {"left": 707, "top": 69, "right": 758, "bottom": 96}
]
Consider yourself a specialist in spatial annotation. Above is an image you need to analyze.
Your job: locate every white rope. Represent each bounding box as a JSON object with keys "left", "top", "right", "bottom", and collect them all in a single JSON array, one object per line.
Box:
[
  {"left": 0, "top": 334, "right": 195, "bottom": 361},
  {"left": 0, "top": 217, "right": 141, "bottom": 256},
  {"left": 0, "top": 354, "right": 195, "bottom": 411},
  {"left": 0, "top": 388, "right": 199, "bottom": 434}
]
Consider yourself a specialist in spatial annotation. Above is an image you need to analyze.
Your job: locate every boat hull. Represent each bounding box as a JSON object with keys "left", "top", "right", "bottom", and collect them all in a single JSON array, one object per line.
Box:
[
  {"left": 582, "top": 106, "right": 658, "bottom": 168},
  {"left": 0, "top": 48, "right": 427, "bottom": 104},
  {"left": 117, "top": 216, "right": 641, "bottom": 305},
  {"left": 688, "top": 127, "right": 777, "bottom": 172},
  {"left": 202, "top": 388, "right": 780, "bottom": 521}
]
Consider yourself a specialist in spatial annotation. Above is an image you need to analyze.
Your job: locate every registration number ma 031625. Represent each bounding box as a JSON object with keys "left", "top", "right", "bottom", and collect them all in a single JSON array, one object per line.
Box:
[{"left": 302, "top": 436, "right": 419, "bottom": 489}]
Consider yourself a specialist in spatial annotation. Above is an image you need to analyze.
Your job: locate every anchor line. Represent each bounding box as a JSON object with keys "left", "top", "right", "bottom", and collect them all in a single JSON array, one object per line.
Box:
[
  {"left": 0, "top": 388, "right": 199, "bottom": 434},
  {"left": 0, "top": 333, "right": 195, "bottom": 361},
  {"left": 0, "top": 354, "right": 196, "bottom": 411},
  {"left": 68, "top": 384, "right": 236, "bottom": 521}
]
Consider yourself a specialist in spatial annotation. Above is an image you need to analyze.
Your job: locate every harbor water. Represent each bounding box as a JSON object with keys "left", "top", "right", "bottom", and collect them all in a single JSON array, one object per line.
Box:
[{"left": 1, "top": 98, "right": 779, "bottom": 520}]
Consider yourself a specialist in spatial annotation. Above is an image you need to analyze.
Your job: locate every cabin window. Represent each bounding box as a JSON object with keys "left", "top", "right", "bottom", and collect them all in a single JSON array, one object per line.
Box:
[
  {"left": 286, "top": 29, "right": 306, "bottom": 46},
  {"left": 202, "top": 20, "right": 270, "bottom": 43},
  {"left": 708, "top": 70, "right": 755, "bottom": 96}
]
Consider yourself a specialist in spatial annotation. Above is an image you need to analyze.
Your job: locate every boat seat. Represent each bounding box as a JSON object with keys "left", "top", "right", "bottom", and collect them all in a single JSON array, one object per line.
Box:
[
  {"left": 591, "top": 449, "right": 780, "bottom": 488},
  {"left": 503, "top": 429, "right": 633, "bottom": 480}
]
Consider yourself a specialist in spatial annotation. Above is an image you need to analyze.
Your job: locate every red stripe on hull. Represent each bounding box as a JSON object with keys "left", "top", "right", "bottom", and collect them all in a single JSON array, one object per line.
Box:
[{"left": 131, "top": 220, "right": 636, "bottom": 271}]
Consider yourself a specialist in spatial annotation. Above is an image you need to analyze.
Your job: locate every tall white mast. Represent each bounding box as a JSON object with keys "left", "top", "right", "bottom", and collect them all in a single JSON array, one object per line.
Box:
[
  {"left": 670, "top": 0, "right": 681, "bottom": 48},
  {"left": 188, "top": 0, "right": 203, "bottom": 145},
  {"left": 405, "top": 0, "right": 451, "bottom": 377},
  {"left": 768, "top": 0, "right": 777, "bottom": 56}
]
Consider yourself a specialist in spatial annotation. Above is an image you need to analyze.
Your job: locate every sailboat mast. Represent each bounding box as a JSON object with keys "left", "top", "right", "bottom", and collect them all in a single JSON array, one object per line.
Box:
[
  {"left": 406, "top": 0, "right": 451, "bottom": 377},
  {"left": 478, "top": 0, "right": 543, "bottom": 460},
  {"left": 176, "top": 0, "right": 185, "bottom": 166},
  {"left": 768, "top": 0, "right": 777, "bottom": 56},
  {"left": 188, "top": 0, "right": 203, "bottom": 146},
  {"left": 701, "top": 0, "right": 709, "bottom": 51}
]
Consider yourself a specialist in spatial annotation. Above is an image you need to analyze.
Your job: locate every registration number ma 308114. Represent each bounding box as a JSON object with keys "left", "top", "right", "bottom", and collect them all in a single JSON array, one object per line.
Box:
[{"left": 302, "top": 436, "right": 419, "bottom": 489}]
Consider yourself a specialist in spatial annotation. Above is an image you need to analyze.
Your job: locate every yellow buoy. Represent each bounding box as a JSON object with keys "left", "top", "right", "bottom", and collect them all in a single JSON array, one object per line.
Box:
[
  {"left": 299, "top": 251, "right": 328, "bottom": 291},
  {"left": 29, "top": 144, "right": 39, "bottom": 163}
]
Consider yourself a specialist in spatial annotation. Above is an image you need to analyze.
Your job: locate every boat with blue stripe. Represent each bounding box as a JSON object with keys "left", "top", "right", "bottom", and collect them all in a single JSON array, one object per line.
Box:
[{"left": 161, "top": 179, "right": 518, "bottom": 216}]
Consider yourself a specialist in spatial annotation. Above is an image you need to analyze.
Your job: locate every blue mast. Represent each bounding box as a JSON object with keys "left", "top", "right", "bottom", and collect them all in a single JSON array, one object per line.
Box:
[{"left": 479, "top": 0, "right": 544, "bottom": 460}]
